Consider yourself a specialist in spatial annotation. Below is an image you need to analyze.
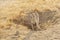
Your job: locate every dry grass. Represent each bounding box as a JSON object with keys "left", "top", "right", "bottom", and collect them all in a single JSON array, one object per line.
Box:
[{"left": 0, "top": 0, "right": 60, "bottom": 40}]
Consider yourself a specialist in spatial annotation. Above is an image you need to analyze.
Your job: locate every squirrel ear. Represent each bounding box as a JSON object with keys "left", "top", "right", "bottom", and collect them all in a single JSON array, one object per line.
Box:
[{"left": 34, "top": 9, "right": 38, "bottom": 12}]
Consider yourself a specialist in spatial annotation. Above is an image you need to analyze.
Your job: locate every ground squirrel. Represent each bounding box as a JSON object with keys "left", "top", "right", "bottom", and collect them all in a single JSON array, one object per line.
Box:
[{"left": 11, "top": 9, "right": 59, "bottom": 31}]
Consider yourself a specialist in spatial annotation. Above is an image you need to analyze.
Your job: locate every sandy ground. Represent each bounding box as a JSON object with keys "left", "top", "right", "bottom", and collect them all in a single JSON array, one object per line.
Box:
[{"left": 0, "top": 0, "right": 60, "bottom": 40}]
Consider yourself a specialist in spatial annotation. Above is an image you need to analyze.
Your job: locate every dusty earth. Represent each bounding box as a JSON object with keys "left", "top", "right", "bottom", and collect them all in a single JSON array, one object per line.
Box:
[{"left": 0, "top": 0, "right": 60, "bottom": 40}]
